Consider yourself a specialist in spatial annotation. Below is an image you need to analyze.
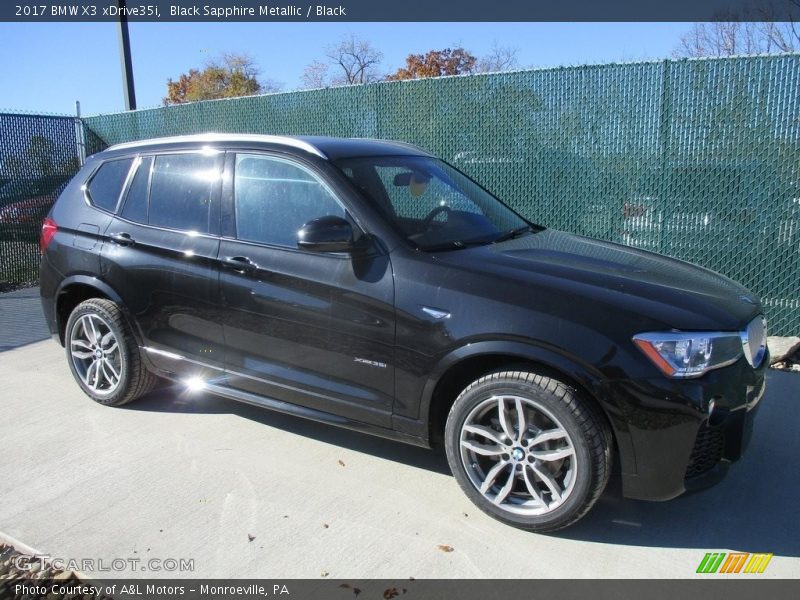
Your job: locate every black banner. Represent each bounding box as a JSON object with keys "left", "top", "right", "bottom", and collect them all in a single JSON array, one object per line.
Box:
[
  {"left": 3, "top": 579, "right": 800, "bottom": 600},
  {"left": 2, "top": 0, "right": 800, "bottom": 22}
]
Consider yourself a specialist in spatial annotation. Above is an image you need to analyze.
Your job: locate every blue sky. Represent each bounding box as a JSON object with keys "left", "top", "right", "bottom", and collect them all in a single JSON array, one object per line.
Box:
[{"left": 0, "top": 22, "right": 691, "bottom": 116}]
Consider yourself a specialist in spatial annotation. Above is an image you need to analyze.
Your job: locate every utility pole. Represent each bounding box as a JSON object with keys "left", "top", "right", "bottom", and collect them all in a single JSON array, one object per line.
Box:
[{"left": 116, "top": 0, "right": 137, "bottom": 110}]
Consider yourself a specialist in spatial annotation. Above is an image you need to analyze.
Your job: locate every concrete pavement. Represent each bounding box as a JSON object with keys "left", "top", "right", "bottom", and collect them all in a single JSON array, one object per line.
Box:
[{"left": 0, "top": 286, "right": 50, "bottom": 352}]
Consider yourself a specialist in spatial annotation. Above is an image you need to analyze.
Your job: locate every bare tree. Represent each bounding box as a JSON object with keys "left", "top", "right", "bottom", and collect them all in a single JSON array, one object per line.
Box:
[
  {"left": 760, "top": 21, "right": 800, "bottom": 50},
  {"left": 300, "top": 35, "right": 383, "bottom": 88},
  {"left": 477, "top": 42, "right": 520, "bottom": 73},
  {"left": 675, "top": 2, "right": 800, "bottom": 57},
  {"left": 675, "top": 21, "right": 766, "bottom": 57},
  {"left": 757, "top": 0, "right": 800, "bottom": 52},
  {"left": 302, "top": 60, "right": 330, "bottom": 89},
  {"left": 325, "top": 35, "right": 384, "bottom": 85}
]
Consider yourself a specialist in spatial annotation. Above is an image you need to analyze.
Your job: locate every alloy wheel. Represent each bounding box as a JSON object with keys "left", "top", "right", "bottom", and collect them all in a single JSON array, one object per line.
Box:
[
  {"left": 69, "top": 313, "right": 122, "bottom": 397},
  {"left": 459, "top": 394, "right": 577, "bottom": 516}
]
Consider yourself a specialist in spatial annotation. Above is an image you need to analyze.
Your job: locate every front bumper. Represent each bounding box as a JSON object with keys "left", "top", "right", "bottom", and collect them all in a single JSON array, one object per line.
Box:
[{"left": 604, "top": 354, "right": 768, "bottom": 501}]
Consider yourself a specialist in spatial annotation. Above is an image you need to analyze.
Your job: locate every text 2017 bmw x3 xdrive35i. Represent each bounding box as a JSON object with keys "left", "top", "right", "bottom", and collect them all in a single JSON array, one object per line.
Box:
[{"left": 40, "top": 134, "right": 768, "bottom": 531}]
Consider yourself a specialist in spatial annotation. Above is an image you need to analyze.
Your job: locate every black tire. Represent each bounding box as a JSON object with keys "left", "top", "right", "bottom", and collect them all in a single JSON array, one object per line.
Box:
[
  {"left": 444, "top": 369, "right": 612, "bottom": 532},
  {"left": 64, "top": 298, "right": 158, "bottom": 406}
]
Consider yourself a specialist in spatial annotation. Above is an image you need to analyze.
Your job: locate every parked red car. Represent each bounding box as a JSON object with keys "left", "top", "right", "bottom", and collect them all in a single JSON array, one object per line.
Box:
[{"left": 0, "top": 193, "right": 56, "bottom": 225}]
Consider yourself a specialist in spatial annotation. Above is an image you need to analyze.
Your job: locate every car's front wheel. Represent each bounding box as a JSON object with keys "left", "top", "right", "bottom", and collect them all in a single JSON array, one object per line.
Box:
[
  {"left": 445, "top": 369, "right": 612, "bottom": 532},
  {"left": 65, "top": 298, "right": 158, "bottom": 406}
]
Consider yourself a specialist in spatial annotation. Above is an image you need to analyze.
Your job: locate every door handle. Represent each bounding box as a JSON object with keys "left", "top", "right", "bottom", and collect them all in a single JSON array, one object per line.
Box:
[
  {"left": 221, "top": 255, "right": 259, "bottom": 273},
  {"left": 109, "top": 232, "right": 135, "bottom": 246}
]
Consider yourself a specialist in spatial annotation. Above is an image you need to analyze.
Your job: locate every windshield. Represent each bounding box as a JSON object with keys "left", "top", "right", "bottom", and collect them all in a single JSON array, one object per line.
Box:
[{"left": 334, "top": 155, "right": 536, "bottom": 250}]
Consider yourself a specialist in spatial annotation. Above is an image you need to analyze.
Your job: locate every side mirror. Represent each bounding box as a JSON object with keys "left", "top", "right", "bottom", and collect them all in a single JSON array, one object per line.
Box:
[{"left": 297, "top": 216, "right": 355, "bottom": 253}]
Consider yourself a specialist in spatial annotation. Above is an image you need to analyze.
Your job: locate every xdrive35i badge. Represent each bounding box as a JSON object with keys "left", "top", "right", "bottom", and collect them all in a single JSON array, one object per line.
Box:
[{"left": 353, "top": 357, "right": 387, "bottom": 369}]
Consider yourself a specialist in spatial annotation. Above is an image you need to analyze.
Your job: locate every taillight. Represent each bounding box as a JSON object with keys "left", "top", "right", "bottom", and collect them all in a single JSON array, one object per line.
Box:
[{"left": 40, "top": 217, "right": 57, "bottom": 254}]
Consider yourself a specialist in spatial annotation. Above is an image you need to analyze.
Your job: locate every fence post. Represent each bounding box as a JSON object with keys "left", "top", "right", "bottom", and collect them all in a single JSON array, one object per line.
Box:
[
  {"left": 657, "top": 59, "right": 672, "bottom": 255},
  {"left": 74, "top": 100, "right": 86, "bottom": 166}
]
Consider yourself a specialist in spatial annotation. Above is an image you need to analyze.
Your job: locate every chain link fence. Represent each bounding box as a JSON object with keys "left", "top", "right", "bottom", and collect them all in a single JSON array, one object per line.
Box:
[
  {"left": 2, "top": 54, "right": 798, "bottom": 334},
  {"left": 0, "top": 112, "right": 81, "bottom": 291}
]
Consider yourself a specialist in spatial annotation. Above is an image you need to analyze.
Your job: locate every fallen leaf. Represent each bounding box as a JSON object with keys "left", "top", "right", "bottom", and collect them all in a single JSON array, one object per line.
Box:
[
  {"left": 323, "top": 523, "right": 329, "bottom": 528},
  {"left": 383, "top": 588, "right": 399, "bottom": 600},
  {"left": 437, "top": 544, "right": 454, "bottom": 553},
  {"left": 321, "top": 571, "right": 330, "bottom": 577},
  {"left": 338, "top": 460, "right": 346, "bottom": 467},
  {"left": 248, "top": 534, "right": 255, "bottom": 542}
]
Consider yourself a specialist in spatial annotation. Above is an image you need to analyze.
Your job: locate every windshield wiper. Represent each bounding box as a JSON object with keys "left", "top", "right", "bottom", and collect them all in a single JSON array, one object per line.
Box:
[
  {"left": 492, "top": 224, "right": 534, "bottom": 244},
  {"left": 421, "top": 225, "right": 537, "bottom": 252},
  {"left": 420, "top": 238, "right": 494, "bottom": 252}
]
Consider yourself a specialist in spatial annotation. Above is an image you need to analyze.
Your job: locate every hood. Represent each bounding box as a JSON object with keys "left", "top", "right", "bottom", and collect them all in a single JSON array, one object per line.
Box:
[{"left": 433, "top": 229, "right": 762, "bottom": 331}]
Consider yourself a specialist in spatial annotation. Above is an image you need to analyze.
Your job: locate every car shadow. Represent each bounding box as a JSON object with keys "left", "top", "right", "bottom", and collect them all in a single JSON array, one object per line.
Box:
[
  {"left": 128, "top": 370, "right": 798, "bottom": 557},
  {"left": 125, "top": 385, "right": 452, "bottom": 476}
]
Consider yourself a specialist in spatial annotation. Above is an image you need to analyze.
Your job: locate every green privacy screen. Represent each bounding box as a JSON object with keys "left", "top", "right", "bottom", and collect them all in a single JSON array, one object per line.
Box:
[{"left": 85, "top": 55, "right": 800, "bottom": 336}]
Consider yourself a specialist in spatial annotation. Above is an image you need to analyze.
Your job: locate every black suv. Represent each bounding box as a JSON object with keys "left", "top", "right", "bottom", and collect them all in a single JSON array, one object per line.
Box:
[{"left": 40, "top": 134, "right": 768, "bottom": 531}]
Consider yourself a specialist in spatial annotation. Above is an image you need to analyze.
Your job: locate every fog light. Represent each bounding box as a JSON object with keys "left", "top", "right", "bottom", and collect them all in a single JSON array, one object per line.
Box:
[{"left": 184, "top": 377, "right": 206, "bottom": 392}]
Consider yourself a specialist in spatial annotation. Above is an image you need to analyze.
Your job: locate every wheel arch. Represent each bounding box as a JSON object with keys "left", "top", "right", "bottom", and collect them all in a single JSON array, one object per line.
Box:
[
  {"left": 422, "top": 341, "right": 634, "bottom": 474},
  {"left": 55, "top": 276, "right": 130, "bottom": 346}
]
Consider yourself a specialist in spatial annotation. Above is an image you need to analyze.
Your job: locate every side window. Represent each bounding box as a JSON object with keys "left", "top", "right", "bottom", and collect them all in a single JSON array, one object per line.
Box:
[
  {"left": 86, "top": 158, "right": 134, "bottom": 213},
  {"left": 120, "top": 156, "right": 151, "bottom": 224},
  {"left": 234, "top": 154, "right": 346, "bottom": 247},
  {"left": 148, "top": 153, "right": 221, "bottom": 234}
]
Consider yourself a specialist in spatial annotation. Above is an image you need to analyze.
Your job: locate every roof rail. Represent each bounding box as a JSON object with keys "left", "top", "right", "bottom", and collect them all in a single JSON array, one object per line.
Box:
[
  {"left": 351, "top": 137, "right": 428, "bottom": 154},
  {"left": 107, "top": 133, "right": 327, "bottom": 159}
]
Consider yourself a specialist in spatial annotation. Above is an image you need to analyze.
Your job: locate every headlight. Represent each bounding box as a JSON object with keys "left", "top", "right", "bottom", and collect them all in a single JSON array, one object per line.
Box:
[{"left": 632, "top": 331, "right": 743, "bottom": 378}]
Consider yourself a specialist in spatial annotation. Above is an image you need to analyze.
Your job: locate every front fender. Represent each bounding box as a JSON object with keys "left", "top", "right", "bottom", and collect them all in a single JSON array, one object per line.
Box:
[{"left": 417, "top": 340, "right": 637, "bottom": 477}]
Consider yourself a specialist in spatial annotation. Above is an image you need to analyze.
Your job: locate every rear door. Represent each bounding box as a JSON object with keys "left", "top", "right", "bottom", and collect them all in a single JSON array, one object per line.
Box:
[
  {"left": 218, "top": 152, "right": 395, "bottom": 426},
  {"left": 101, "top": 151, "right": 226, "bottom": 375}
]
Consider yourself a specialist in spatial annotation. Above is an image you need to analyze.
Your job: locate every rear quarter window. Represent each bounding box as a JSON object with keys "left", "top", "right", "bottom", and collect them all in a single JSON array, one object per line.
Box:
[{"left": 86, "top": 158, "right": 134, "bottom": 212}]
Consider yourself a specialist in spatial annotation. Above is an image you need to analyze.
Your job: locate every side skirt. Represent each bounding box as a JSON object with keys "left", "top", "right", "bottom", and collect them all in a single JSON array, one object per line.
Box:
[
  {"left": 201, "top": 381, "right": 430, "bottom": 448},
  {"left": 143, "top": 346, "right": 430, "bottom": 449}
]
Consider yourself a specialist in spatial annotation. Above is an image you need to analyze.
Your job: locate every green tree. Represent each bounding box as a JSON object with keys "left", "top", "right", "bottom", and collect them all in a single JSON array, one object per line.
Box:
[
  {"left": 387, "top": 48, "right": 477, "bottom": 80},
  {"left": 164, "top": 53, "right": 280, "bottom": 105}
]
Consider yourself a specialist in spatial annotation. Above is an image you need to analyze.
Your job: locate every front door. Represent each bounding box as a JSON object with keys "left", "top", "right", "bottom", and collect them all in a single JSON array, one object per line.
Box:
[{"left": 218, "top": 152, "right": 395, "bottom": 426}]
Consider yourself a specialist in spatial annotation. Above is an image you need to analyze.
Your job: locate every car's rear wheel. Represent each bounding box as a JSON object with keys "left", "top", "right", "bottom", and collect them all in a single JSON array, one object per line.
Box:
[
  {"left": 65, "top": 298, "right": 158, "bottom": 406},
  {"left": 445, "top": 369, "right": 612, "bottom": 532}
]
